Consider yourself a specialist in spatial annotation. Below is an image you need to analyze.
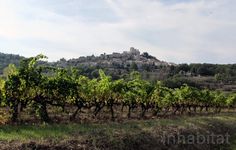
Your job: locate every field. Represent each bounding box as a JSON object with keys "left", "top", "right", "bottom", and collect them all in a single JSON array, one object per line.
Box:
[{"left": 0, "top": 113, "right": 235, "bottom": 150}]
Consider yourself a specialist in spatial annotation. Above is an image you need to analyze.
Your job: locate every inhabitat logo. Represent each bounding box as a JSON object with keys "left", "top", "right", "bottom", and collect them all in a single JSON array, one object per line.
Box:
[{"left": 161, "top": 132, "right": 230, "bottom": 145}]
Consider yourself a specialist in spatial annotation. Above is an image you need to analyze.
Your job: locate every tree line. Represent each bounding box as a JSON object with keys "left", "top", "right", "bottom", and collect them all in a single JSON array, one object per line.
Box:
[
  {"left": 0, "top": 52, "right": 23, "bottom": 74},
  {"left": 0, "top": 55, "right": 236, "bottom": 123},
  {"left": 170, "top": 63, "right": 236, "bottom": 77}
]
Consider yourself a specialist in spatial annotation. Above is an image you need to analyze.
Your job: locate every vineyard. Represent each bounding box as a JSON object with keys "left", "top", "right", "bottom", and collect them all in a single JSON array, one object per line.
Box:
[{"left": 0, "top": 55, "right": 236, "bottom": 124}]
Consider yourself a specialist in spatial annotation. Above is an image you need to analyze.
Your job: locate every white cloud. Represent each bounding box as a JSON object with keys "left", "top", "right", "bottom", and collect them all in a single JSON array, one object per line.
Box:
[{"left": 0, "top": 0, "right": 235, "bottom": 63}]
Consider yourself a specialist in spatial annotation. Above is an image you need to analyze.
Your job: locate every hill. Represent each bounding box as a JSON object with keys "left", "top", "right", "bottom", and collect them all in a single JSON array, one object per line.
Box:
[
  {"left": 50, "top": 47, "right": 173, "bottom": 80},
  {"left": 0, "top": 52, "right": 24, "bottom": 74},
  {"left": 0, "top": 48, "right": 235, "bottom": 91}
]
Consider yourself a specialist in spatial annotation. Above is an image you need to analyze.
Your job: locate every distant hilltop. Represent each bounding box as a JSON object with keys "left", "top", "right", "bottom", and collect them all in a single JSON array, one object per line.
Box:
[
  {"left": 53, "top": 47, "right": 173, "bottom": 70},
  {"left": 0, "top": 48, "right": 236, "bottom": 92},
  {"left": 0, "top": 47, "right": 173, "bottom": 75}
]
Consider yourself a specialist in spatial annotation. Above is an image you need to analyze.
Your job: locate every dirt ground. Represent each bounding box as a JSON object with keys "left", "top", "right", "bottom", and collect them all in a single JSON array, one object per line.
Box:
[
  {"left": 0, "top": 106, "right": 236, "bottom": 150},
  {"left": 0, "top": 114, "right": 235, "bottom": 150}
]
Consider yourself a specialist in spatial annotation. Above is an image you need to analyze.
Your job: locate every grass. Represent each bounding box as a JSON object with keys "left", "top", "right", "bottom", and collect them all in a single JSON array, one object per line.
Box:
[
  {"left": 0, "top": 113, "right": 236, "bottom": 149},
  {"left": 0, "top": 113, "right": 235, "bottom": 142}
]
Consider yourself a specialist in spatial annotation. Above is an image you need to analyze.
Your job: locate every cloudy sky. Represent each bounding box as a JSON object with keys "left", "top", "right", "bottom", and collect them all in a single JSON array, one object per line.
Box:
[{"left": 0, "top": 0, "right": 235, "bottom": 63}]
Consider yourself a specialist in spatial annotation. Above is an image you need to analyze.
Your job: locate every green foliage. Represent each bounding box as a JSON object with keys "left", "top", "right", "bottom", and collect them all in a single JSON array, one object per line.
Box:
[
  {"left": 198, "top": 89, "right": 215, "bottom": 106},
  {"left": 0, "top": 78, "right": 5, "bottom": 105},
  {"left": 163, "top": 76, "right": 201, "bottom": 89},
  {"left": 226, "top": 94, "right": 236, "bottom": 107},
  {"left": 151, "top": 82, "right": 174, "bottom": 109},
  {"left": 3, "top": 64, "right": 17, "bottom": 79},
  {"left": 174, "top": 84, "right": 200, "bottom": 105},
  {"left": 1, "top": 54, "right": 235, "bottom": 123},
  {"left": 213, "top": 92, "right": 227, "bottom": 107},
  {"left": 4, "top": 73, "right": 26, "bottom": 122},
  {"left": 0, "top": 53, "right": 23, "bottom": 74}
]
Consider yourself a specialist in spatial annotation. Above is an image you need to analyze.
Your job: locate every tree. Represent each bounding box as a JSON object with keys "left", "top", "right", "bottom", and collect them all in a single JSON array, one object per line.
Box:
[
  {"left": 213, "top": 91, "right": 227, "bottom": 113},
  {"left": 0, "top": 78, "right": 5, "bottom": 106},
  {"left": 69, "top": 73, "right": 87, "bottom": 120},
  {"left": 111, "top": 80, "right": 125, "bottom": 102},
  {"left": 226, "top": 93, "right": 236, "bottom": 108},
  {"left": 199, "top": 89, "right": 215, "bottom": 112},
  {"left": 3, "top": 64, "right": 17, "bottom": 79},
  {"left": 16, "top": 54, "right": 52, "bottom": 122},
  {"left": 137, "top": 80, "right": 154, "bottom": 118},
  {"left": 151, "top": 82, "right": 174, "bottom": 115},
  {"left": 174, "top": 84, "right": 200, "bottom": 114},
  {"left": 93, "top": 70, "right": 114, "bottom": 117},
  {"left": 4, "top": 74, "right": 25, "bottom": 122},
  {"left": 123, "top": 71, "right": 152, "bottom": 118},
  {"left": 123, "top": 73, "right": 139, "bottom": 118},
  {"left": 108, "top": 79, "right": 125, "bottom": 119}
]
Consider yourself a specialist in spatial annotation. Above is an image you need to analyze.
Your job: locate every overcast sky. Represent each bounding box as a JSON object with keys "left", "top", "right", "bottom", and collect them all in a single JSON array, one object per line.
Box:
[{"left": 0, "top": 0, "right": 235, "bottom": 63}]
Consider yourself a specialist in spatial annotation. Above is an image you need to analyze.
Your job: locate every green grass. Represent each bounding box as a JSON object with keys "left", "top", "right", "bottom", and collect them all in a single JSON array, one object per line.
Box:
[{"left": 0, "top": 113, "right": 236, "bottom": 149}]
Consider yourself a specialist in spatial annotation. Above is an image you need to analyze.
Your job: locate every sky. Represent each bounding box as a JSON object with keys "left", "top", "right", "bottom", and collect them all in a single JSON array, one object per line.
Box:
[{"left": 0, "top": 0, "right": 235, "bottom": 63}]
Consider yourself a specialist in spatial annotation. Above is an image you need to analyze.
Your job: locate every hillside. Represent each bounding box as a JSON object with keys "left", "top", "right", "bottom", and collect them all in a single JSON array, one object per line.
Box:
[
  {"left": 0, "top": 48, "right": 235, "bottom": 91},
  {"left": 0, "top": 52, "right": 24, "bottom": 74},
  {"left": 54, "top": 47, "right": 170, "bottom": 68},
  {"left": 50, "top": 47, "right": 173, "bottom": 80}
]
